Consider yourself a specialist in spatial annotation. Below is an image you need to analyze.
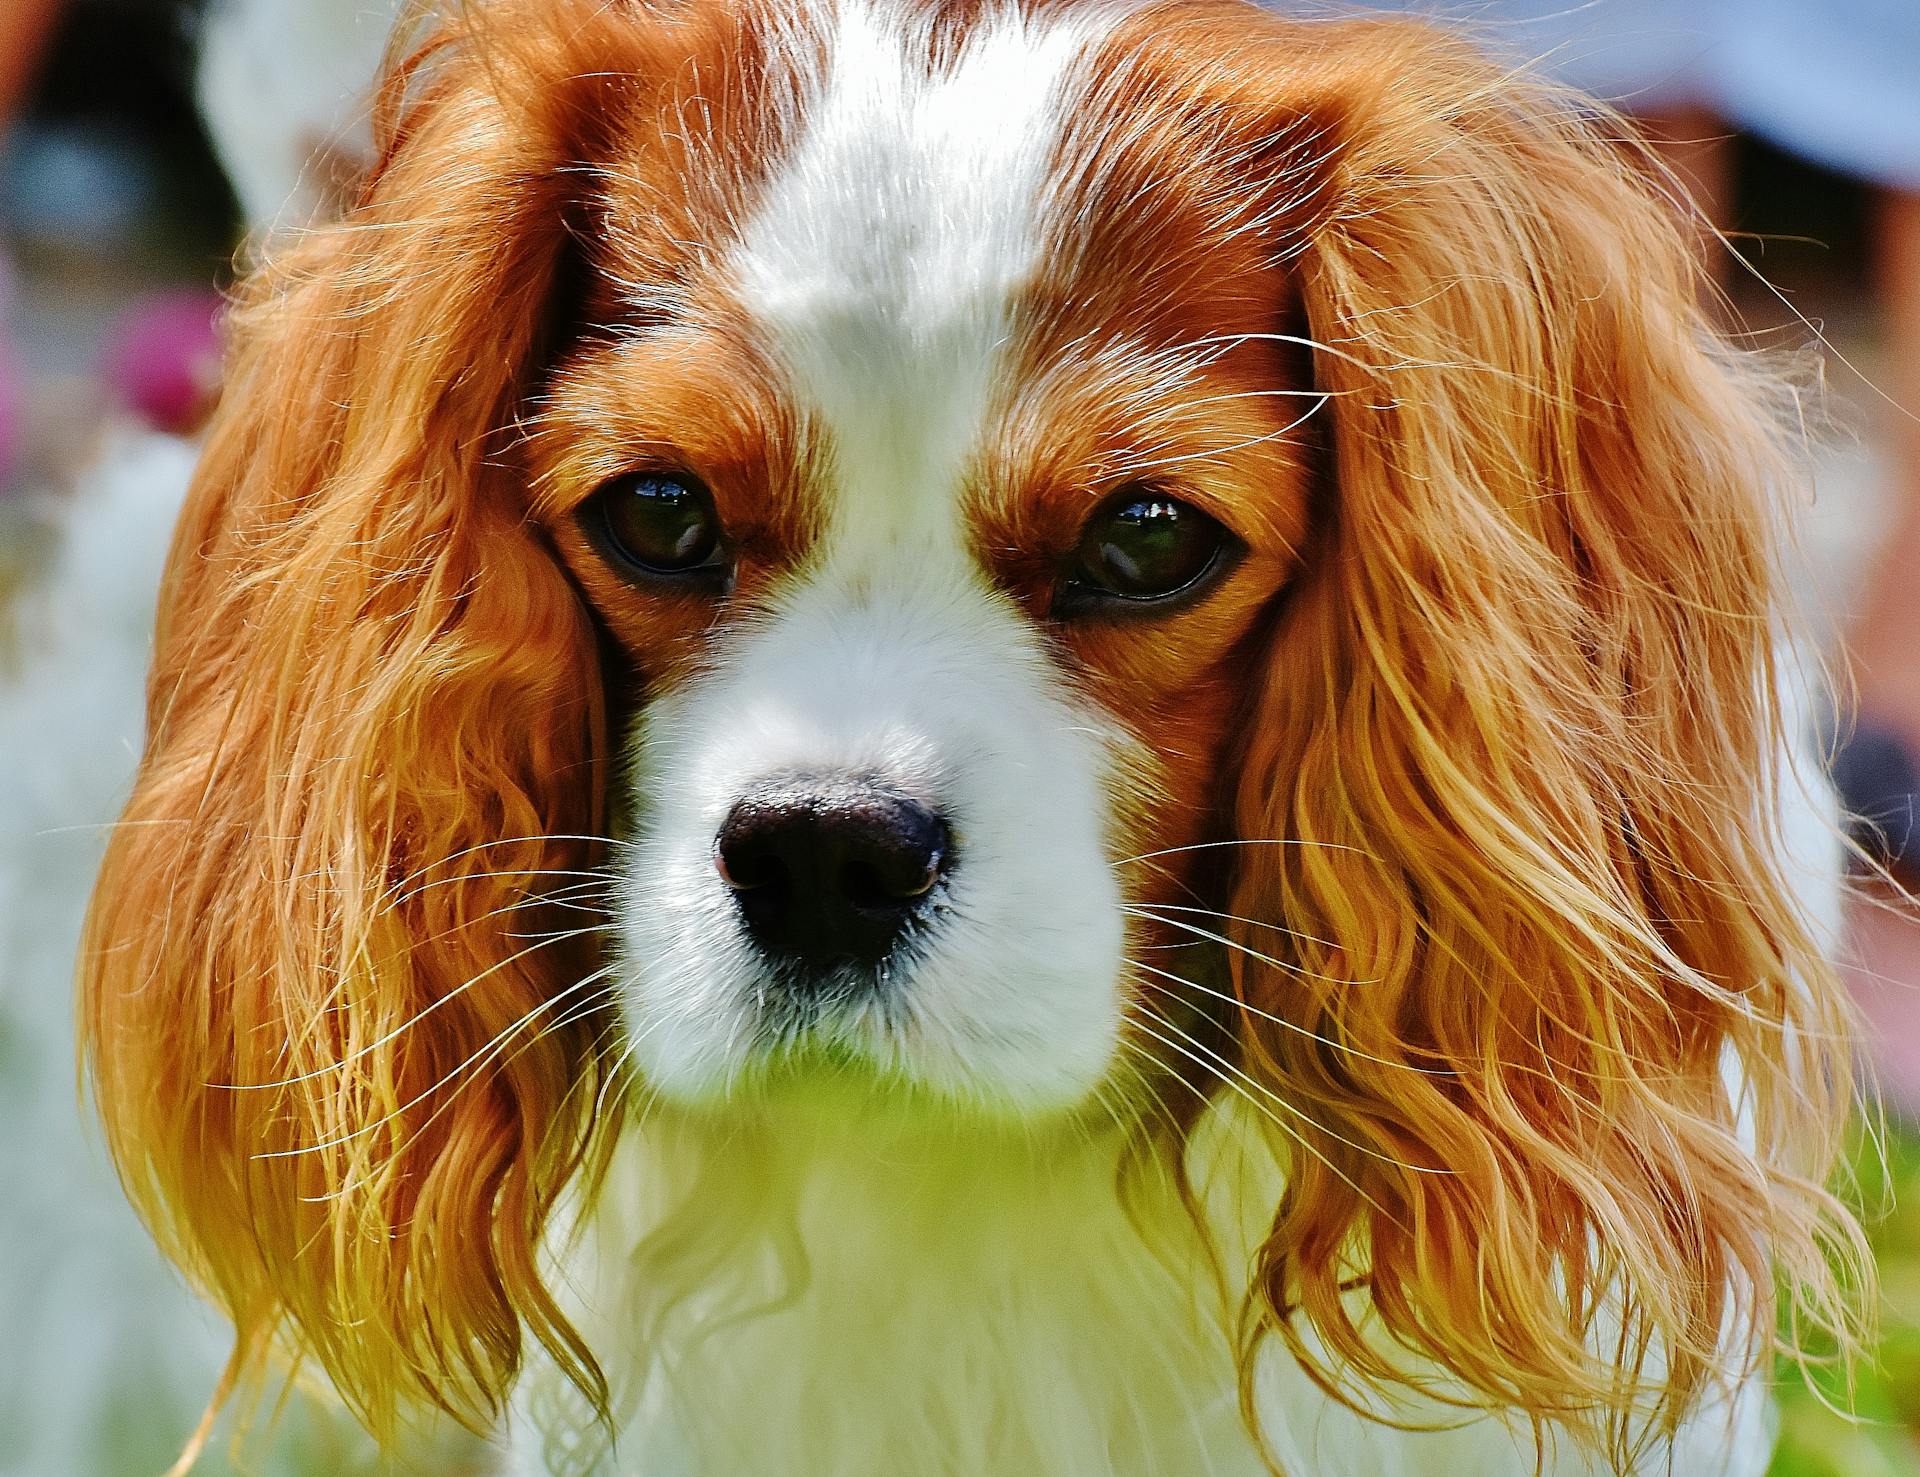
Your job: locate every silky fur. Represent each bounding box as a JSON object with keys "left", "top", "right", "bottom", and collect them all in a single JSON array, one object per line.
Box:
[
  {"left": 504, "top": 1093, "right": 1777, "bottom": 1477},
  {"left": 80, "top": 1, "right": 1865, "bottom": 1474}
]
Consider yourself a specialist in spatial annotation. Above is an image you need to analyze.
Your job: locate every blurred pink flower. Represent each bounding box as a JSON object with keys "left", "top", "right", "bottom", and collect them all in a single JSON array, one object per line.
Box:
[{"left": 102, "top": 290, "right": 222, "bottom": 434}]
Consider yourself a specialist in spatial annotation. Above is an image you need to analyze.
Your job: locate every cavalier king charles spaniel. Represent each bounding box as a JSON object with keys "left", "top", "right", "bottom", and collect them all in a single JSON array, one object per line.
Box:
[{"left": 80, "top": 1, "right": 1866, "bottom": 1473}]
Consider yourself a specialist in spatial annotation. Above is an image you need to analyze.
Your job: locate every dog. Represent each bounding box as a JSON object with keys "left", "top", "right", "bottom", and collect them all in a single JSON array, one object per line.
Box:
[{"left": 78, "top": 1, "right": 1864, "bottom": 1473}]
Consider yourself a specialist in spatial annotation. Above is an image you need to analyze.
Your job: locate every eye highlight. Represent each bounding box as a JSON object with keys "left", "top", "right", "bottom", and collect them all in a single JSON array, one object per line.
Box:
[
  {"left": 1057, "top": 487, "right": 1237, "bottom": 614},
  {"left": 585, "top": 471, "right": 727, "bottom": 581}
]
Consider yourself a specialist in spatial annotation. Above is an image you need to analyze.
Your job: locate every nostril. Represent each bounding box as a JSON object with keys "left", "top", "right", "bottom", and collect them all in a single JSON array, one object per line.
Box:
[
  {"left": 715, "top": 835, "right": 785, "bottom": 894},
  {"left": 839, "top": 860, "right": 893, "bottom": 912},
  {"left": 848, "top": 813, "right": 947, "bottom": 905},
  {"left": 843, "top": 850, "right": 941, "bottom": 912}
]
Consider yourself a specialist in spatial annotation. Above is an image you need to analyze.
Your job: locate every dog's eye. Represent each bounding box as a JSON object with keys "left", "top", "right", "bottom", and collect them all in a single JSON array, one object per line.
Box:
[
  {"left": 1059, "top": 489, "right": 1234, "bottom": 611},
  {"left": 587, "top": 471, "right": 726, "bottom": 578}
]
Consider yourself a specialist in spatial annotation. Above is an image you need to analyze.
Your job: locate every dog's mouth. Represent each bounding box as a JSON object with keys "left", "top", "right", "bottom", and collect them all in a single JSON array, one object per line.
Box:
[{"left": 741, "top": 952, "right": 939, "bottom": 1069}]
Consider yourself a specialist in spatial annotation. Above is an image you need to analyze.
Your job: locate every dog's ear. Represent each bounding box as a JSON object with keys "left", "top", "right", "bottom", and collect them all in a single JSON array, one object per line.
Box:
[
  {"left": 1210, "top": 16, "right": 1864, "bottom": 1458},
  {"left": 77, "top": 7, "right": 667, "bottom": 1440}
]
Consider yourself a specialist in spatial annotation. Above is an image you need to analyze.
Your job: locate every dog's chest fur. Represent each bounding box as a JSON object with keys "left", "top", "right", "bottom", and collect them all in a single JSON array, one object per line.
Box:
[{"left": 503, "top": 1102, "right": 1769, "bottom": 1477}]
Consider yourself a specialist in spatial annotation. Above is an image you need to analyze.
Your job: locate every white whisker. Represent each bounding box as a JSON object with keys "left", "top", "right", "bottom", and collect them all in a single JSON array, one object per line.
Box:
[
  {"left": 1123, "top": 904, "right": 1376, "bottom": 986},
  {"left": 1128, "top": 957, "right": 1449, "bottom": 1079},
  {"left": 216, "top": 926, "right": 608, "bottom": 1091},
  {"left": 271, "top": 965, "right": 624, "bottom": 1167}
]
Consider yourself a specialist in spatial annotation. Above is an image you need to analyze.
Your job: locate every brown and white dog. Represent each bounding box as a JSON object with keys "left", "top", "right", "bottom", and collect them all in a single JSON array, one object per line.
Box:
[{"left": 79, "top": 2, "right": 1863, "bottom": 1473}]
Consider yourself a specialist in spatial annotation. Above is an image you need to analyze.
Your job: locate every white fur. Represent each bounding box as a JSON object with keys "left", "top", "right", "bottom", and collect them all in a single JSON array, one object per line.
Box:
[
  {"left": 506, "top": 1095, "right": 1775, "bottom": 1477},
  {"left": 616, "top": 2, "right": 1132, "bottom": 1110},
  {"left": 731, "top": 0, "right": 1116, "bottom": 488}
]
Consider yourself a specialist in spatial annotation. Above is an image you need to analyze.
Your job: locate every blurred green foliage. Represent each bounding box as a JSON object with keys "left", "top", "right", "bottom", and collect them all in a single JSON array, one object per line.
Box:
[{"left": 1772, "top": 1124, "right": 1920, "bottom": 1476}]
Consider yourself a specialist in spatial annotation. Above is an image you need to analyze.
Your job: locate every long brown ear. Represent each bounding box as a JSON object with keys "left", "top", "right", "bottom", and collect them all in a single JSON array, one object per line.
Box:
[
  {"left": 79, "top": 8, "right": 639, "bottom": 1440},
  {"left": 1218, "top": 16, "right": 1865, "bottom": 1461}
]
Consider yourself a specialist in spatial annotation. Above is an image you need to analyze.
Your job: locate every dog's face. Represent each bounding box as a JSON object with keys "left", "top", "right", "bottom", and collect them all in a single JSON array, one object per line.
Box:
[
  {"left": 531, "top": 2, "right": 1313, "bottom": 1108},
  {"left": 81, "top": 0, "right": 1860, "bottom": 1460}
]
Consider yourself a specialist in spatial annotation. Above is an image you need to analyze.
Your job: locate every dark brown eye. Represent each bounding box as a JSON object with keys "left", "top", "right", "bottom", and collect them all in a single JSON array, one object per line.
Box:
[
  {"left": 587, "top": 471, "right": 725, "bottom": 578},
  {"left": 1060, "top": 489, "right": 1234, "bottom": 611}
]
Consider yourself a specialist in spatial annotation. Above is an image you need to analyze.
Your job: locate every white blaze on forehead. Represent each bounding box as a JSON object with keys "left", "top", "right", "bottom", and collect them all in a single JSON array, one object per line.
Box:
[
  {"left": 733, "top": 1, "right": 1121, "bottom": 547},
  {"left": 616, "top": 3, "right": 1139, "bottom": 1111}
]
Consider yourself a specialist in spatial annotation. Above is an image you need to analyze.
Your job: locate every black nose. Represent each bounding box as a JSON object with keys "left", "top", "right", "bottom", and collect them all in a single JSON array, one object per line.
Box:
[{"left": 715, "top": 776, "right": 950, "bottom": 970}]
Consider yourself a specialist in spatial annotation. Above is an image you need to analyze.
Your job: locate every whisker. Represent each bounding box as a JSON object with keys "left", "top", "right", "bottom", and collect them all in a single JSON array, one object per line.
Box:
[
  {"left": 1110, "top": 400, "right": 1327, "bottom": 476},
  {"left": 377, "top": 832, "right": 636, "bottom": 905},
  {"left": 590, "top": 1021, "right": 652, "bottom": 1130},
  {"left": 1120, "top": 1019, "right": 1407, "bottom": 1232},
  {"left": 1129, "top": 958, "right": 1450, "bottom": 1078},
  {"left": 1186, "top": 330, "right": 1375, "bottom": 374},
  {"left": 1113, "top": 838, "right": 1381, "bottom": 867},
  {"left": 1129, "top": 1004, "right": 1449, "bottom": 1180},
  {"left": 267, "top": 966, "right": 624, "bottom": 1164},
  {"left": 214, "top": 927, "right": 605, "bottom": 1091},
  {"left": 407, "top": 876, "right": 616, "bottom": 948},
  {"left": 384, "top": 867, "right": 619, "bottom": 913},
  {"left": 1127, "top": 901, "right": 1343, "bottom": 952},
  {"left": 1160, "top": 385, "right": 1347, "bottom": 409},
  {"left": 1123, "top": 905, "right": 1375, "bottom": 986},
  {"left": 503, "top": 920, "right": 620, "bottom": 942},
  {"left": 301, "top": 978, "right": 632, "bottom": 1202},
  {"left": 1102, "top": 1040, "right": 1192, "bottom": 1147}
]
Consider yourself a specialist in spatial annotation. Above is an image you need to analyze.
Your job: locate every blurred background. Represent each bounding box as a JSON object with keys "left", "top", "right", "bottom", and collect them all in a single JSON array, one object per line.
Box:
[{"left": 0, "top": 0, "right": 1916, "bottom": 1473}]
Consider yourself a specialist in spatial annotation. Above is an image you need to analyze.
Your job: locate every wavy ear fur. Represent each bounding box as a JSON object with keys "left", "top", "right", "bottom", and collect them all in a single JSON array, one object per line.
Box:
[
  {"left": 77, "top": 5, "right": 661, "bottom": 1439},
  {"left": 1220, "top": 16, "right": 1865, "bottom": 1461}
]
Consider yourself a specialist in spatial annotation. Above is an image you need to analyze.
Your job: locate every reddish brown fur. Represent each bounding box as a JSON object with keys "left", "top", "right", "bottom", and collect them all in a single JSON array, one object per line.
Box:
[
  {"left": 1051, "top": 8, "right": 1866, "bottom": 1458},
  {"left": 80, "top": 0, "right": 797, "bottom": 1437}
]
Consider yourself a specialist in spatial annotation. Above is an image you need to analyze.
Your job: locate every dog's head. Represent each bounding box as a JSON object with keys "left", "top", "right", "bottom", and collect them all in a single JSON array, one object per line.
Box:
[{"left": 82, "top": 0, "right": 1860, "bottom": 1460}]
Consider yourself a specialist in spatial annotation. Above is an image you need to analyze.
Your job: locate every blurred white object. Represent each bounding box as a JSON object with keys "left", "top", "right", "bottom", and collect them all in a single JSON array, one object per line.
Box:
[
  {"left": 196, "top": 0, "right": 399, "bottom": 229},
  {"left": 0, "top": 437, "right": 425, "bottom": 1475},
  {"left": 0, "top": 433, "right": 213, "bottom": 1477},
  {"left": 0, "top": 434, "right": 401, "bottom": 1472},
  {"left": 1262, "top": 0, "right": 1920, "bottom": 190},
  {"left": 1256, "top": 0, "right": 1722, "bottom": 107}
]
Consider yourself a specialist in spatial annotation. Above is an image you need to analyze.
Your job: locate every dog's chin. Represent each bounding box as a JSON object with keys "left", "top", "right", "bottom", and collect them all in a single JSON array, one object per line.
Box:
[
  {"left": 613, "top": 961, "right": 1127, "bottom": 1127},
  {"left": 669, "top": 1046, "right": 1092, "bottom": 1132}
]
